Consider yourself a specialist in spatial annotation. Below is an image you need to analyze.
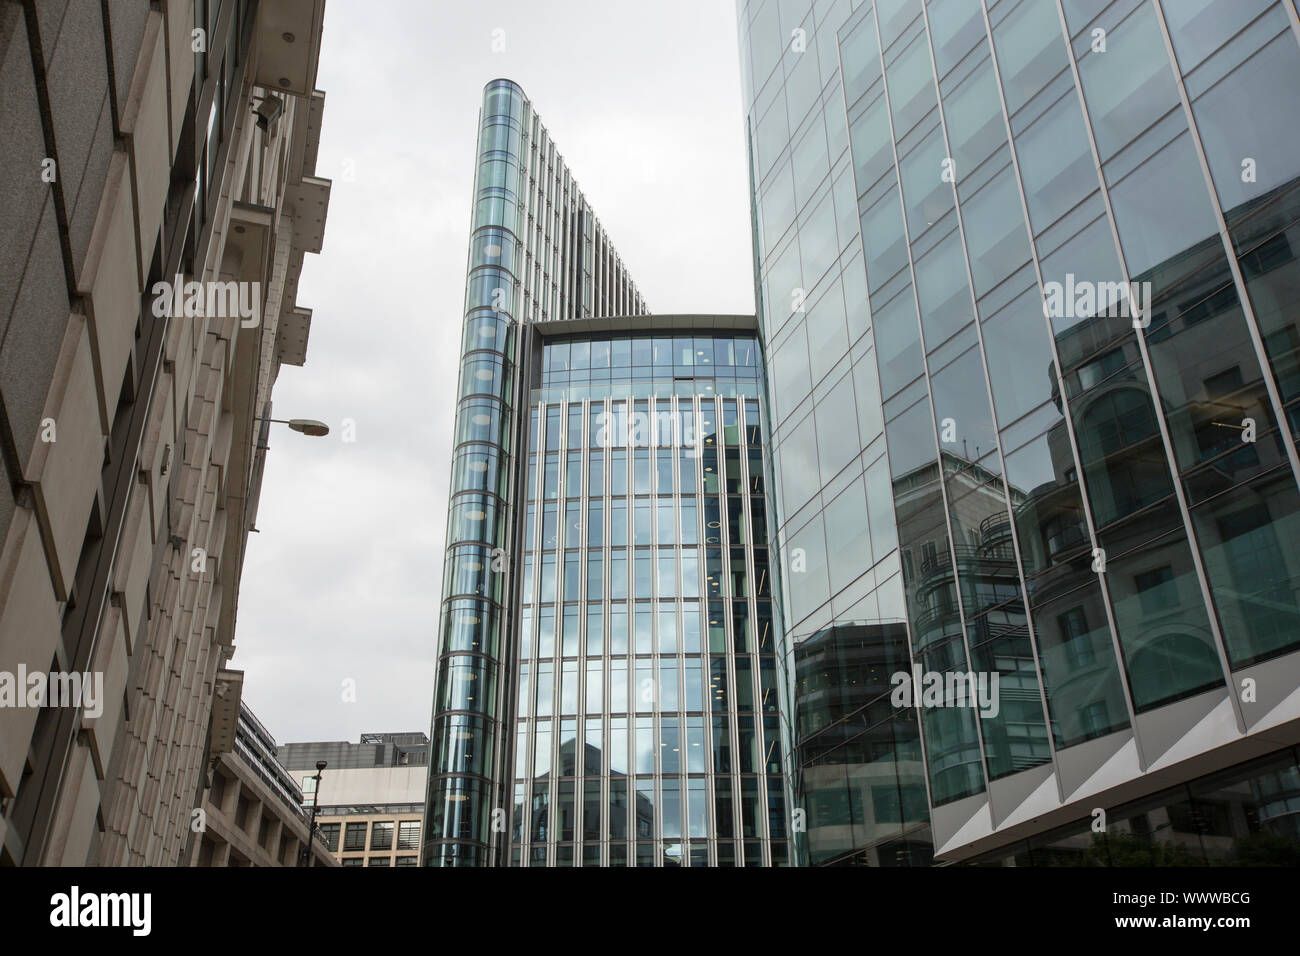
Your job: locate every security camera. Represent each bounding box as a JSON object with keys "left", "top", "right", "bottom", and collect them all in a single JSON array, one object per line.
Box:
[{"left": 254, "top": 95, "right": 284, "bottom": 131}]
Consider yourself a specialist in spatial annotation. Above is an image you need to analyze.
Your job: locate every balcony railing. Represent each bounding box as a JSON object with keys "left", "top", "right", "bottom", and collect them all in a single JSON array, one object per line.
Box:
[{"left": 919, "top": 543, "right": 1017, "bottom": 579}]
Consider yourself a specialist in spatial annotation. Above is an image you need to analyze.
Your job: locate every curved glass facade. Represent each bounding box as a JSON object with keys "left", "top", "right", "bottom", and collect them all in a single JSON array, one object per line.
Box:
[
  {"left": 739, "top": 0, "right": 1300, "bottom": 863},
  {"left": 426, "top": 80, "right": 647, "bottom": 866}
]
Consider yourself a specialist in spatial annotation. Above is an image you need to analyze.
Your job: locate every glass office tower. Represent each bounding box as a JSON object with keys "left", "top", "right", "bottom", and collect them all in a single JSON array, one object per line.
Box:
[
  {"left": 739, "top": 0, "right": 1300, "bottom": 864},
  {"left": 425, "top": 79, "right": 647, "bottom": 866},
  {"left": 426, "top": 79, "right": 790, "bottom": 865},
  {"left": 510, "top": 321, "right": 788, "bottom": 867}
]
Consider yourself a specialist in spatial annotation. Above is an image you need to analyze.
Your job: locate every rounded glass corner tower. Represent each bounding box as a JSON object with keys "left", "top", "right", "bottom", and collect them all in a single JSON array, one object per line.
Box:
[
  {"left": 422, "top": 78, "right": 526, "bottom": 868},
  {"left": 424, "top": 78, "right": 654, "bottom": 865}
]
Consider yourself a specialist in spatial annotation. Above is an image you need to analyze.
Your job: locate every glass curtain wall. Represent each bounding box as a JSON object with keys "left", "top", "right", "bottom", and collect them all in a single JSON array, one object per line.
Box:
[
  {"left": 509, "top": 332, "right": 790, "bottom": 865},
  {"left": 740, "top": 0, "right": 1300, "bottom": 861}
]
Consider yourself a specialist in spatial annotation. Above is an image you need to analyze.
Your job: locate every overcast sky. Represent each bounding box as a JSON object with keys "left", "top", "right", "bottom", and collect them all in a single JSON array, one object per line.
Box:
[{"left": 236, "top": 0, "right": 756, "bottom": 745}]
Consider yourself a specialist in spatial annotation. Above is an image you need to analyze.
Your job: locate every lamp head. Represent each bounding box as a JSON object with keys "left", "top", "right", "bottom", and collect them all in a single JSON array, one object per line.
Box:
[{"left": 289, "top": 419, "right": 330, "bottom": 437}]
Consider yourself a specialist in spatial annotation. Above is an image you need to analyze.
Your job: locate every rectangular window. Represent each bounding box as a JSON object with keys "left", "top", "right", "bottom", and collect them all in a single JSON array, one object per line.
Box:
[
  {"left": 540, "top": 548, "right": 556, "bottom": 600},
  {"left": 535, "top": 723, "right": 552, "bottom": 777},
  {"left": 538, "top": 607, "right": 555, "bottom": 658},
  {"left": 686, "top": 717, "right": 706, "bottom": 773},
  {"left": 635, "top": 550, "right": 653, "bottom": 597},
  {"left": 344, "top": 822, "right": 367, "bottom": 851},
  {"left": 657, "top": 500, "right": 677, "bottom": 546},
  {"left": 611, "top": 661, "right": 629, "bottom": 714},
  {"left": 611, "top": 550, "right": 628, "bottom": 600},
  {"left": 588, "top": 500, "right": 604, "bottom": 547},
  {"left": 586, "top": 660, "right": 603, "bottom": 715},
  {"left": 531, "top": 783, "right": 550, "bottom": 843},
  {"left": 568, "top": 403, "right": 583, "bottom": 445},
  {"left": 634, "top": 498, "right": 652, "bottom": 545},
  {"left": 536, "top": 663, "right": 554, "bottom": 718},
  {"left": 564, "top": 551, "right": 581, "bottom": 602},
  {"left": 682, "top": 606, "right": 702, "bottom": 654},
  {"left": 689, "top": 779, "right": 708, "bottom": 838},
  {"left": 586, "top": 604, "right": 604, "bottom": 656},
  {"left": 612, "top": 337, "right": 631, "bottom": 368},
  {"left": 681, "top": 552, "right": 699, "bottom": 599},
  {"left": 562, "top": 446, "right": 579, "bottom": 493},
  {"left": 370, "top": 821, "right": 394, "bottom": 851},
  {"left": 564, "top": 500, "right": 581, "bottom": 550},
  {"left": 635, "top": 604, "right": 653, "bottom": 654},
  {"left": 542, "top": 504, "right": 558, "bottom": 550},
  {"left": 610, "top": 720, "right": 629, "bottom": 778},
  {"left": 563, "top": 604, "right": 580, "bottom": 656},
  {"left": 612, "top": 450, "right": 628, "bottom": 494},
  {"left": 584, "top": 718, "right": 602, "bottom": 776},
  {"left": 318, "top": 823, "right": 340, "bottom": 852},
  {"left": 732, "top": 603, "right": 751, "bottom": 653},
  {"left": 610, "top": 603, "right": 629, "bottom": 655},
  {"left": 658, "top": 552, "right": 678, "bottom": 599},
  {"left": 636, "top": 717, "right": 655, "bottom": 772},
  {"left": 735, "top": 659, "right": 755, "bottom": 712},
  {"left": 679, "top": 453, "right": 695, "bottom": 497},
  {"left": 611, "top": 498, "right": 628, "bottom": 546},
  {"left": 544, "top": 454, "right": 559, "bottom": 499},
  {"left": 684, "top": 657, "right": 705, "bottom": 712},
  {"left": 660, "top": 661, "right": 679, "bottom": 712},
  {"left": 562, "top": 661, "right": 579, "bottom": 715},
  {"left": 658, "top": 607, "right": 678, "bottom": 654},
  {"left": 587, "top": 553, "right": 604, "bottom": 601},
  {"left": 584, "top": 780, "right": 602, "bottom": 840},
  {"left": 657, "top": 449, "right": 675, "bottom": 493},
  {"left": 635, "top": 449, "right": 651, "bottom": 492},
  {"left": 711, "top": 657, "right": 730, "bottom": 711},
  {"left": 703, "top": 450, "right": 720, "bottom": 495},
  {"left": 515, "top": 723, "right": 529, "bottom": 777},
  {"left": 636, "top": 662, "right": 655, "bottom": 713},
  {"left": 713, "top": 717, "right": 732, "bottom": 774},
  {"left": 397, "top": 821, "right": 420, "bottom": 851},
  {"left": 680, "top": 498, "right": 698, "bottom": 545}
]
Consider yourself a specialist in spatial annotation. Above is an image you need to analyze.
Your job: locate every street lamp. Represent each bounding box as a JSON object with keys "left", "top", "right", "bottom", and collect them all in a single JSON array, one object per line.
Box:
[
  {"left": 256, "top": 416, "right": 330, "bottom": 437},
  {"left": 299, "top": 759, "right": 328, "bottom": 867}
]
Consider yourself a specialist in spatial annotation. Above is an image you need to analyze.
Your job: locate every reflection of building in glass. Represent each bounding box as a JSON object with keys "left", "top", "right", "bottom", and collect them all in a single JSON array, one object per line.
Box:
[
  {"left": 791, "top": 623, "right": 929, "bottom": 865},
  {"left": 426, "top": 80, "right": 791, "bottom": 865},
  {"left": 739, "top": 0, "right": 1300, "bottom": 864}
]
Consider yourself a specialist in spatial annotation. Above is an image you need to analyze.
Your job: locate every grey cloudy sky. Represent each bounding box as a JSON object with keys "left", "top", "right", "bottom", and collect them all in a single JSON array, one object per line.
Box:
[{"left": 236, "top": 0, "right": 756, "bottom": 744}]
